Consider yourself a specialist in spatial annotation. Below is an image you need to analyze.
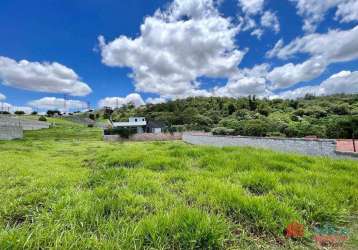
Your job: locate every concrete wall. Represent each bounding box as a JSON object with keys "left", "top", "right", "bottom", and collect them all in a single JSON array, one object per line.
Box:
[
  {"left": 104, "top": 133, "right": 182, "bottom": 142},
  {"left": 0, "top": 116, "right": 50, "bottom": 131},
  {"left": 0, "top": 125, "right": 23, "bottom": 140},
  {"left": 183, "top": 133, "right": 339, "bottom": 157}
]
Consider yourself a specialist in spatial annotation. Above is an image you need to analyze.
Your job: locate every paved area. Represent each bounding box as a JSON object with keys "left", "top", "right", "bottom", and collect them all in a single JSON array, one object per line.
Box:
[{"left": 336, "top": 140, "right": 357, "bottom": 153}]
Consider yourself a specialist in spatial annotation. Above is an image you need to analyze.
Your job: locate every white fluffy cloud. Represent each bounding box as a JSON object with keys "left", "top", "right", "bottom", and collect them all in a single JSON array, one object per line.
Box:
[
  {"left": 267, "top": 25, "right": 358, "bottom": 62},
  {"left": 238, "top": 0, "right": 265, "bottom": 15},
  {"left": 0, "top": 92, "right": 5, "bottom": 101},
  {"left": 0, "top": 102, "right": 33, "bottom": 114},
  {"left": 261, "top": 11, "right": 280, "bottom": 33},
  {"left": 213, "top": 64, "right": 272, "bottom": 97},
  {"left": 237, "top": 1, "right": 279, "bottom": 38},
  {"left": 0, "top": 56, "right": 92, "bottom": 96},
  {"left": 98, "top": 93, "right": 145, "bottom": 108},
  {"left": 99, "top": 0, "right": 245, "bottom": 98},
  {"left": 28, "top": 97, "right": 87, "bottom": 111},
  {"left": 146, "top": 97, "right": 167, "bottom": 104},
  {"left": 278, "top": 70, "right": 358, "bottom": 99},
  {"left": 267, "top": 25, "right": 358, "bottom": 88},
  {"left": 267, "top": 58, "right": 327, "bottom": 89},
  {"left": 290, "top": 0, "right": 358, "bottom": 32}
]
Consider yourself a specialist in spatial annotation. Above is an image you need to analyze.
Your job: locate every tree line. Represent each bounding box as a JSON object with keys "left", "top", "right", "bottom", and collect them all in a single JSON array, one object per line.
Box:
[{"left": 96, "top": 94, "right": 358, "bottom": 139}]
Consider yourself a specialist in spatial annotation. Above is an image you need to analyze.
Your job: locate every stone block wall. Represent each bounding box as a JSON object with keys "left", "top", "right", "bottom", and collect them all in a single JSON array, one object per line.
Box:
[
  {"left": 183, "top": 133, "right": 338, "bottom": 157},
  {"left": 0, "top": 125, "right": 23, "bottom": 140}
]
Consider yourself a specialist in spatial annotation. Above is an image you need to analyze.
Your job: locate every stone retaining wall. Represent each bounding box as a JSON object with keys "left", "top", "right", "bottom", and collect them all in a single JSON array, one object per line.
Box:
[
  {"left": 183, "top": 133, "right": 340, "bottom": 157},
  {"left": 104, "top": 133, "right": 182, "bottom": 142},
  {"left": 0, "top": 125, "right": 23, "bottom": 140}
]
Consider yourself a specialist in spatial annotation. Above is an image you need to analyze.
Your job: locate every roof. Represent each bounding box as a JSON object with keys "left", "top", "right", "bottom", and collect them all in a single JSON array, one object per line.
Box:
[{"left": 112, "top": 121, "right": 147, "bottom": 127}]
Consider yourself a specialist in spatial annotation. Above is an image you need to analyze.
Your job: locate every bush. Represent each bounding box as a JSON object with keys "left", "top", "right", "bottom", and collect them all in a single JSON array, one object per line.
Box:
[
  {"left": 218, "top": 118, "right": 240, "bottom": 131},
  {"left": 14, "top": 110, "right": 25, "bottom": 115},
  {"left": 211, "top": 127, "right": 235, "bottom": 135},
  {"left": 327, "top": 116, "right": 358, "bottom": 139},
  {"left": 38, "top": 116, "right": 47, "bottom": 122},
  {"left": 330, "top": 103, "right": 351, "bottom": 115},
  {"left": 267, "top": 132, "right": 286, "bottom": 137},
  {"left": 31, "top": 111, "right": 38, "bottom": 115},
  {"left": 239, "top": 119, "right": 271, "bottom": 137},
  {"left": 89, "top": 114, "right": 96, "bottom": 120}
]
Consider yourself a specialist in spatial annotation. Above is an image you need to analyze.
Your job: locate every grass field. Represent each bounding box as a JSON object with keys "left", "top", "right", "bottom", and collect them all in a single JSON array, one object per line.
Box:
[{"left": 0, "top": 118, "right": 357, "bottom": 249}]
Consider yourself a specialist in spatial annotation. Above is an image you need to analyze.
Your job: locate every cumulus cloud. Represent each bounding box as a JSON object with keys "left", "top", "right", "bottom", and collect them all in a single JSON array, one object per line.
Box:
[
  {"left": 266, "top": 25, "right": 358, "bottom": 88},
  {"left": 99, "top": 0, "right": 245, "bottom": 98},
  {"left": 28, "top": 97, "right": 87, "bottom": 111},
  {"left": 267, "top": 25, "right": 358, "bottom": 62},
  {"left": 290, "top": 0, "right": 358, "bottom": 32},
  {"left": 213, "top": 64, "right": 272, "bottom": 97},
  {"left": 146, "top": 97, "right": 167, "bottom": 104},
  {"left": 277, "top": 70, "right": 358, "bottom": 99},
  {"left": 0, "top": 56, "right": 92, "bottom": 96},
  {"left": 214, "top": 75, "right": 269, "bottom": 97},
  {"left": 0, "top": 92, "right": 5, "bottom": 101},
  {"left": 98, "top": 93, "right": 145, "bottom": 108},
  {"left": 238, "top": 0, "right": 265, "bottom": 15},
  {"left": 261, "top": 11, "right": 280, "bottom": 33},
  {"left": 0, "top": 102, "right": 33, "bottom": 114},
  {"left": 267, "top": 58, "right": 327, "bottom": 89},
  {"left": 336, "top": 0, "right": 358, "bottom": 23},
  {"left": 237, "top": 1, "right": 279, "bottom": 38}
]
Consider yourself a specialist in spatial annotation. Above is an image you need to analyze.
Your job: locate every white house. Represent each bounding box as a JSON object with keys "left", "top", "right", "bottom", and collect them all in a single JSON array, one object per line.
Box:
[
  {"left": 111, "top": 117, "right": 166, "bottom": 134},
  {"left": 112, "top": 117, "right": 147, "bottom": 133}
]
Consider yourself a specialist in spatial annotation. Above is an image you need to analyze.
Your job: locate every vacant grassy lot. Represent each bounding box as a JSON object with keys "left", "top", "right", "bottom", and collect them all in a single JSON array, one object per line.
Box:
[{"left": 0, "top": 119, "right": 357, "bottom": 249}]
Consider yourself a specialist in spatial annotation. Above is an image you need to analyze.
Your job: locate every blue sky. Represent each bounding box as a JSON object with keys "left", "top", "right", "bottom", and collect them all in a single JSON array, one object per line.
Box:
[{"left": 0, "top": 0, "right": 357, "bottom": 112}]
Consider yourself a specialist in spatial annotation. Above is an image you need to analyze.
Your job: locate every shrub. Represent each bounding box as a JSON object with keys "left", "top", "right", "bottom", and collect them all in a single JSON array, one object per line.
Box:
[
  {"left": 89, "top": 114, "right": 96, "bottom": 120},
  {"left": 267, "top": 132, "right": 286, "bottom": 137},
  {"left": 330, "top": 103, "right": 351, "bottom": 115},
  {"left": 218, "top": 118, "right": 240, "bottom": 131},
  {"left": 211, "top": 127, "right": 235, "bottom": 135},
  {"left": 327, "top": 116, "right": 358, "bottom": 138},
  {"left": 38, "top": 116, "right": 47, "bottom": 122},
  {"left": 239, "top": 119, "right": 271, "bottom": 137},
  {"left": 14, "top": 110, "right": 25, "bottom": 115}
]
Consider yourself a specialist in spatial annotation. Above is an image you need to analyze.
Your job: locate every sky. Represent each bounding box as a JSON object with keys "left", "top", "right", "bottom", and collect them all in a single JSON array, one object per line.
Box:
[{"left": 0, "top": 0, "right": 358, "bottom": 113}]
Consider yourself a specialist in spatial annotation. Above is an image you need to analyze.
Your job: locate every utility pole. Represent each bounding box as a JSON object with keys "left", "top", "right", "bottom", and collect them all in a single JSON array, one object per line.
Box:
[{"left": 63, "top": 94, "right": 68, "bottom": 114}]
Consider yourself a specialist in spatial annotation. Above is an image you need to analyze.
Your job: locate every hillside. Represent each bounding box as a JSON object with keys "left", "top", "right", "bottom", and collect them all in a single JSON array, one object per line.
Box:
[
  {"left": 95, "top": 94, "right": 358, "bottom": 139},
  {"left": 0, "top": 119, "right": 357, "bottom": 249}
]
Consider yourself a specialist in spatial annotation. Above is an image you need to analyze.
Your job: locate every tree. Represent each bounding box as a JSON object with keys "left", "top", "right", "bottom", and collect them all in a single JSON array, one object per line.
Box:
[
  {"left": 14, "top": 110, "right": 25, "bottom": 115},
  {"left": 89, "top": 113, "right": 96, "bottom": 120},
  {"left": 330, "top": 103, "right": 351, "bottom": 115},
  {"left": 47, "top": 110, "right": 61, "bottom": 117},
  {"left": 227, "top": 104, "right": 236, "bottom": 115}
]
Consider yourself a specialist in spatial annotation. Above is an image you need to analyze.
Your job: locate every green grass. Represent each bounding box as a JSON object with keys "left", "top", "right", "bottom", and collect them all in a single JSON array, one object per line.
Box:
[{"left": 0, "top": 119, "right": 357, "bottom": 249}]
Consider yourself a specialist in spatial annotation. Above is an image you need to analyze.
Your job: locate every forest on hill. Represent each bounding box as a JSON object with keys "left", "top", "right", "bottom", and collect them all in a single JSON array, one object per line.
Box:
[{"left": 98, "top": 94, "right": 358, "bottom": 139}]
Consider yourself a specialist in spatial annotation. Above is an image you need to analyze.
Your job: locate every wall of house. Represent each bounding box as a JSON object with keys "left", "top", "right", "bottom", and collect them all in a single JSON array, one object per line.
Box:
[{"left": 182, "top": 133, "right": 346, "bottom": 158}]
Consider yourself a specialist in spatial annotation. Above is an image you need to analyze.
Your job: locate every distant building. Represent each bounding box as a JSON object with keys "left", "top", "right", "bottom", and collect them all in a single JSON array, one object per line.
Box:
[{"left": 111, "top": 117, "right": 165, "bottom": 134}]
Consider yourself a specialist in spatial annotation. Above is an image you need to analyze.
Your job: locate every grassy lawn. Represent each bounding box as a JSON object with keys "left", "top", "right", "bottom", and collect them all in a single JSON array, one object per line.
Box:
[{"left": 0, "top": 119, "right": 357, "bottom": 249}]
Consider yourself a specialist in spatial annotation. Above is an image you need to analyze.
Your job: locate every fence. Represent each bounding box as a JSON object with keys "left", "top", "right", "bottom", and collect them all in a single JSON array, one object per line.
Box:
[{"left": 182, "top": 133, "right": 356, "bottom": 158}]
